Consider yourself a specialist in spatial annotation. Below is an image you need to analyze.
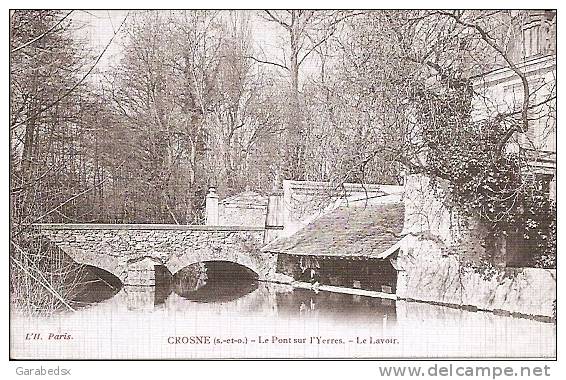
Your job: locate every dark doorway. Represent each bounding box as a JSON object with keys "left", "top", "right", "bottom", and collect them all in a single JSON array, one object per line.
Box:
[{"left": 319, "top": 258, "right": 397, "bottom": 292}]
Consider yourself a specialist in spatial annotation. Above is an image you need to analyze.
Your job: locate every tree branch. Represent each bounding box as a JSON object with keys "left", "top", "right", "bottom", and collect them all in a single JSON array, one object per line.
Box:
[
  {"left": 11, "top": 10, "right": 73, "bottom": 53},
  {"left": 436, "top": 10, "right": 531, "bottom": 153},
  {"left": 263, "top": 10, "right": 291, "bottom": 30},
  {"left": 10, "top": 12, "right": 129, "bottom": 131},
  {"left": 244, "top": 55, "right": 289, "bottom": 71}
]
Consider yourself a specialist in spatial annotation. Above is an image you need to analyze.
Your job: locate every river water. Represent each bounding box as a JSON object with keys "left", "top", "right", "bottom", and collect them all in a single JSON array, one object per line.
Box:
[{"left": 10, "top": 263, "right": 556, "bottom": 359}]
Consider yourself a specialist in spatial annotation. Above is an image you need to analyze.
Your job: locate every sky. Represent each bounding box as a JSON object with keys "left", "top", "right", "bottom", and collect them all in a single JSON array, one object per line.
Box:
[{"left": 71, "top": 10, "right": 129, "bottom": 70}]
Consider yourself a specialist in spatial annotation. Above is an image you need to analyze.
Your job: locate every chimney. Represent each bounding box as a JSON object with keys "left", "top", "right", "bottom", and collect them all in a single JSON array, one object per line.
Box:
[{"left": 205, "top": 186, "right": 219, "bottom": 225}]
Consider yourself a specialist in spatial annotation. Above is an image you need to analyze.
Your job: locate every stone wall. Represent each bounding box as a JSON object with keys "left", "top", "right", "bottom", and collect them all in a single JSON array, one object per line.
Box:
[
  {"left": 400, "top": 174, "right": 556, "bottom": 318},
  {"left": 403, "top": 174, "right": 493, "bottom": 262},
  {"left": 219, "top": 204, "right": 267, "bottom": 227},
  {"left": 205, "top": 190, "right": 268, "bottom": 228},
  {"left": 395, "top": 235, "right": 556, "bottom": 318},
  {"left": 403, "top": 174, "right": 462, "bottom": 246},
  {"left": 37, "top": 224, "right": 279, "bottom": 284}
]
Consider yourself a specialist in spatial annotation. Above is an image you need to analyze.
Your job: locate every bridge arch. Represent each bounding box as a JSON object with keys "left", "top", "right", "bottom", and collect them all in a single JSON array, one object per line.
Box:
[
  {"left": 35, "top": 240, "right": 131, "bottom": 284},
  {"left": 36, "top": 224, "right": 280, "bottom": 285},
  {"left": 72, "top": 265, "right": 123, "bottom": 304},
  {"left": 166, "top": 246, "right": 273, "bottom": 279}
]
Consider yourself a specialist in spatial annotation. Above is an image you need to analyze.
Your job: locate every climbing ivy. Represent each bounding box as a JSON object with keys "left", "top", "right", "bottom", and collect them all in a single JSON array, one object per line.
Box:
[{"left": 412, "top": 79, "right": 556, "bottom": 268}]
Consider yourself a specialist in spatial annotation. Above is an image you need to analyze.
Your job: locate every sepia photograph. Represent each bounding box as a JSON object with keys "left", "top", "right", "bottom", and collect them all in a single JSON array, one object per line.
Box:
[{"left": 9, "top": 9, "right": 557, "bottom": 360}]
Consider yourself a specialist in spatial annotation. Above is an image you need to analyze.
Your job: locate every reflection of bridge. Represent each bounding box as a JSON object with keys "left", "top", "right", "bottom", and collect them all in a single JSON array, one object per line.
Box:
[{"left": 37, "top": 224, "right": 284, "bottom": 286}]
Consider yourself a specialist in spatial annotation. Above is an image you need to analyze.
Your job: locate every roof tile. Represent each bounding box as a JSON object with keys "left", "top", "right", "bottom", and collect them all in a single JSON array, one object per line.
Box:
[{"left": 265, "top": 202, "right": 405, "bottom": 258}]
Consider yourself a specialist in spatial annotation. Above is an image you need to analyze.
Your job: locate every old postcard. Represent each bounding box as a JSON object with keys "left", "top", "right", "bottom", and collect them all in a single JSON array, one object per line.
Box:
[{"left": 9, "top": 9, "right": 556, "bottom": 360}]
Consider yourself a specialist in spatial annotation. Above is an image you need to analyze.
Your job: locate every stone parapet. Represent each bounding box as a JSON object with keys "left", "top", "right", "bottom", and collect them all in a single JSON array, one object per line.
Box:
[{"left": 34, "top": 223, "right": 264, "bottom": 231}]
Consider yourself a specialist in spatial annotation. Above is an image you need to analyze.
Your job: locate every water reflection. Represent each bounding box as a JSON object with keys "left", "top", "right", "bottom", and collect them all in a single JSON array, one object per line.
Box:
[
  {"left": 11, "top": 260, "right": 556, "bottom": 359},
  {"left": 70, "top": 260, "right": 396, "bottom": 323},
  {"left": 176, "top": 280, "right": 259, "bottom": 303},
  {"left": 154, "top": 265, "right": 172, "bottom": 305},
  {"left": 70, "top": 266, "right": 122, "bottom": 308},
  {"left": 125, "top": 285, "right": 155, "bottom": 311},
  {"left": 90, "top": 261, "right": 266, "bottom": 310},
  {"left": 64, "top": 261, "right": 555, "bottom": 352},
  {"left": 276, "top": 288, "right": 396, "bottom": 324},
  {"left": 173, "top": 261, "right": 258, "bottom": 303}
]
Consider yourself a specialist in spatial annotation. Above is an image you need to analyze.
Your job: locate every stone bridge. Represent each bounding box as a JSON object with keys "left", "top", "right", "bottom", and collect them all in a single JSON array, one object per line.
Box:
[{"left": 36, "top": 224, "right": 283, "bottom": 286}]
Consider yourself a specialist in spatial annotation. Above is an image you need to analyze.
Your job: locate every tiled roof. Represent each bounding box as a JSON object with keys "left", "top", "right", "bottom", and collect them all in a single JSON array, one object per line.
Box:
[{"left": 263, "top": 201, "right": 405, "bottom": 258}]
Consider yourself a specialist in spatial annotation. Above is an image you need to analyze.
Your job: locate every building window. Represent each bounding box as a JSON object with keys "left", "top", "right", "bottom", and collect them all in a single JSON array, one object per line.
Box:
[
  {"left": 521, "top": 11, "right": 556, "bottom": 59},
  {"left": 523, "top": 24, "right": 540, "bottom": 58}
]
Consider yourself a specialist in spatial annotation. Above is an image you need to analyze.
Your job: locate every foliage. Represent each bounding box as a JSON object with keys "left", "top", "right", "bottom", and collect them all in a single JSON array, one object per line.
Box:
[
  {"left": 461, "top": 258, "right": 524, "bottom": 282},
  {"left": 10, "top": 10, "right": 99, "bottom": 314},
  {"left": 10, "top": 10, "right": 94, "bottom": 226},
  {"left": 415, "top": 78, "right": 556, "bottom": 268},
  {"left": 533, "top": 202, "right": 556, "bottom": 268},
  {"left": 10, "top": 234, "right": 86, "bottom": 315},
  {"left": 325, "top": 11, "right": 555, "bottom": 271}
]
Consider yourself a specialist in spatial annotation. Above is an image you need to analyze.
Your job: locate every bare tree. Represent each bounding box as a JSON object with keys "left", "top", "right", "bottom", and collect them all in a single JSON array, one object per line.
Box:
[{"left": 253, "top": 10, "right": 361, "bottom": 181}]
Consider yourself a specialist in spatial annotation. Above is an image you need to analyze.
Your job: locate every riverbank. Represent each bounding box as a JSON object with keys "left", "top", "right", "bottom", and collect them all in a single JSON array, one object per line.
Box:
[
  {"left": 290, "top": 281, "right": 397, "bottom": 300},
  {"left": 283, "top": 277, "right": 555, "bottom": 324}
]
